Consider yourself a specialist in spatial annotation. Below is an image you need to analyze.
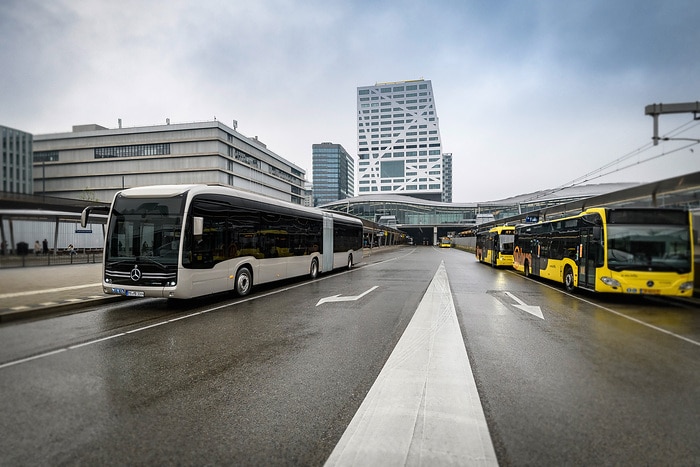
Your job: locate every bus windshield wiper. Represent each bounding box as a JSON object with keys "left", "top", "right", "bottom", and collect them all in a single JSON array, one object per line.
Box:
[{"left": 136, "top": 256, "right": 168, "bottom": 269}]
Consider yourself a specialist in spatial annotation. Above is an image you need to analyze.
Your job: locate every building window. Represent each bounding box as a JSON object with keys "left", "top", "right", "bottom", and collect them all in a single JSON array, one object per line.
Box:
[
  {"left": 94, "top": 143, "right": 170, "bottom": 159},
  {"left": 380, "top": 160, "right": 404, "bottom": 178},
  {"left": 34, "top": 151, "right": 59, "bottom": 162}
]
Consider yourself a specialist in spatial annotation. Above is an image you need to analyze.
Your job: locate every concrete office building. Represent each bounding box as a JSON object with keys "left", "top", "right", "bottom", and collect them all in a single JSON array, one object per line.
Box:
[
  {"left": 2, "top": 125, "right": 33, "bottom": 195},
  {"left": 356, "top": 79, "right": 450, "bottom": 202},
  {"left": 33, "top": 121, "right": 306, "bottom": 204},
  {"left": 312, "top": 142, "right": 354, "bottom": 206}
]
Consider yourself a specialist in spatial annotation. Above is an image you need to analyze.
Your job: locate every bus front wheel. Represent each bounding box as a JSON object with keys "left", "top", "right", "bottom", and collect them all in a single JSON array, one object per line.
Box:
[
  {"left": 524, "top": 260, "right": 530, "bottom": 277},
  {"left": 310, "top": 258, "right": 319, "bottom": 279},
  {"left": 347, "top": 254, "right": 353, "bottom": 269},
  {"left": 564, "top": 266, "right": 575, "bottom": 293},
  {"left": 235, "top": 267, "right": 252, "bottom": 297}
]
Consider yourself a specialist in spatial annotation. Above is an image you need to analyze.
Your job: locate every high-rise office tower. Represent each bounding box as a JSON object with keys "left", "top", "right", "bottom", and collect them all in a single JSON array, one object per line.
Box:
[
  {"left": 356, "top": 79, "right": 447, "bottom": 202},
  {"left": 1, "top": 125, "right": 33, "bottom": 194},
  {"left": 312, "top": 142, "right": 354, "bottom": 206}
]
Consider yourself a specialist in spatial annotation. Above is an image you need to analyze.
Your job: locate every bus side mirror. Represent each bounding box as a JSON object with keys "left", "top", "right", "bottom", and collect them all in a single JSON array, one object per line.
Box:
[
  {"left": 593, "top": 226, "right": 602, "bottom": 242},
  {"left": 81, "top": 209, "right": 89, "bottom": 228},
  {"left": 81, "top": 205, "right": 110, "bottom": 228},
  {"left": 193, "top": 216, "right": 204, "bottom": 236}
]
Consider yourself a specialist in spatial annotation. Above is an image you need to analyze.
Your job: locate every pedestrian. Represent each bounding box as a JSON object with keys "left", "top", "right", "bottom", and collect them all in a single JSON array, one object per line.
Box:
[
  {"left": 67, "top": 244, "right": 77, "bottom": 255},
  {"left": 42, "top": 239, "right": 49, "bottom": 255},
  {"left": 34, "top": 240, "right": 41, "bottom": 255}
]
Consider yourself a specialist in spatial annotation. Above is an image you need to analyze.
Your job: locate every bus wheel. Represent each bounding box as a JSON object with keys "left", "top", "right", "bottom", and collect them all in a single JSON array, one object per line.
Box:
[
  {"left": 347, "top": 254, "right": 353, "bottom": 269},
  {"left": 235, "top": 267, "right": 252, "bottom": 297},
  {"left": 309, "top": 258, "right": 319, "bottom": 279},
  {"left": 564, "top": 266, "right": 575, "bottom": 293},
  {"left": 524, "top": 260, "right": 530, "bottom": 277}
]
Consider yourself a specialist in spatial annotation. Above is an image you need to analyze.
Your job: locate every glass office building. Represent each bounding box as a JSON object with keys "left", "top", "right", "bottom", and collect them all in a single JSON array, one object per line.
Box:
[
  {"left": 2, "top": 125, "right": 33, "bottom": 194},
  {"left": 312, "top": 142, "right": 354, "bottom": 206}
]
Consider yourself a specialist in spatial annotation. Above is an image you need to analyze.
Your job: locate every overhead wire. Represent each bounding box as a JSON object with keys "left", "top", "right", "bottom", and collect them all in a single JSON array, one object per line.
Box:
[{"left": 519, "top": 118, "right": 700, "bottom": 203}]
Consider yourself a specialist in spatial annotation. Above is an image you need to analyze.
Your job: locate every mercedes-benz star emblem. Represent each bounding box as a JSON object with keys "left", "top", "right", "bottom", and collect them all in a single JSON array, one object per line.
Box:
[{"left": 130, "top": 266, "right": 142, "bottom": 282}]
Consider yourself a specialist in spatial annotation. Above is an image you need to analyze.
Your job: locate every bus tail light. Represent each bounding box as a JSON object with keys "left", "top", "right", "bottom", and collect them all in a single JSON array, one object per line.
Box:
[{"left": 600, "top": 276, "right": 621, "bottom": 288}]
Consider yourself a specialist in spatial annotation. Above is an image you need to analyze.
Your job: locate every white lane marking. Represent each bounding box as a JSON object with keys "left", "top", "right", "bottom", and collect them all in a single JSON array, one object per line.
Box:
[
  {"left": 316, "top": 286, "right": 379, "bottom": 306},
  {"left": 504, "top": 291, "right": 544, "bottom": 319},
  {"left": 0, "top": 283, "right": 102, "bottom": 299},
  {"left": 325, "top": 261, "right": 498, "bottom": 466},
  {"left": 509, "top": 271, "right": 700, "bottom": 347}
]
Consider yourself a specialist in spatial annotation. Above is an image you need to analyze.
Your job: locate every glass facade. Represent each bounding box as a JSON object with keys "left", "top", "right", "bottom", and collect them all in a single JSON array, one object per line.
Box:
[
  {"left": 321, "top": 195, "right": 478, "bottom": 225},
  {"left": 312, "top": 143, "right": 354, "bottom": 206},
  {"left": 2, "top": 125, "right": 33, "bottom": 194}
]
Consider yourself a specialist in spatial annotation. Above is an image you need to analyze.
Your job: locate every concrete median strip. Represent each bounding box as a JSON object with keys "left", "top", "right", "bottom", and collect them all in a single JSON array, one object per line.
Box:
[{"left": 325, "top": 261, "right": 497, "bottom": 466}]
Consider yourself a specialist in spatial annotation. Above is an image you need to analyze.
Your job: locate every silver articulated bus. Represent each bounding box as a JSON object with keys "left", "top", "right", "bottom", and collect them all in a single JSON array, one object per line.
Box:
[{"left": 82, "top": 184, "right": 364, "bottom": 299}]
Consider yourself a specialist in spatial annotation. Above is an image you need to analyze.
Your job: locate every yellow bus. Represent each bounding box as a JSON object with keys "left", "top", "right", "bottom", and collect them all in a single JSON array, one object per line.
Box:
[
  {"left": 513, "top": 207, "right": 694, "bottom": 296},
  {"left": 439, "top": 237, "right": 452, "bottom": 248},
  {"left": 475, "top": 226, "right": 515, "bottom": 267}
]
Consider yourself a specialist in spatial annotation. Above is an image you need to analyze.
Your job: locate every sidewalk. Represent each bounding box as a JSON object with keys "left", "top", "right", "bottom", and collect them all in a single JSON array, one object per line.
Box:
[{"left": 0, "top": 263, "right": 120, "bottom": 323}]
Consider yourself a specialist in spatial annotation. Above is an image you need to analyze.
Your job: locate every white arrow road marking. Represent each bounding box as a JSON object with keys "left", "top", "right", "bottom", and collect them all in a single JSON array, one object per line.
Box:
[
  {"left": 504, "top": 291, "right": 544, "bottom": 319},
  {"left": 316, "top": 286, "right": 379, "bottom": 306}
]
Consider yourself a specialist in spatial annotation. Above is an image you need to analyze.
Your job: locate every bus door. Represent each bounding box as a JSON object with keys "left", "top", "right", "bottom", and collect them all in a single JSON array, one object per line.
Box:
[
  {"left": 579, "top": 229, "right": 597, "bottom": 289},
  {"left": 322, "top": 213, "right": 334, "bottom": 272},
  {"left": 531, "top": 239, "right": 541, "bottom": 275}
]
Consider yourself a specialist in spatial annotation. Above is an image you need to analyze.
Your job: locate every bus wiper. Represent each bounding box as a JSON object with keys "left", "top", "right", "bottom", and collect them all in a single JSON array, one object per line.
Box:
[
  {"left": 106, "top": 259, "right": 134, "bottom": 267},
  {"left": 136, "top": 256, "right": 167, "bottom": 269}
]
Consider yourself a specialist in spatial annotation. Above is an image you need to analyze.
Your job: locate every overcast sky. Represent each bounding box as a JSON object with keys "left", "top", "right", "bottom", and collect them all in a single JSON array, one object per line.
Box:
[{"left": 1, "top": 0, "right": 699, "bottom": 202}]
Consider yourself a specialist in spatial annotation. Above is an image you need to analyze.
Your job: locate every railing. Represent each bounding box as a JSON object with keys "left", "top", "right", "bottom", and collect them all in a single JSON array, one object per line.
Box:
[{"left": 0, "top": 251, "right": 103, "bottom": 269}]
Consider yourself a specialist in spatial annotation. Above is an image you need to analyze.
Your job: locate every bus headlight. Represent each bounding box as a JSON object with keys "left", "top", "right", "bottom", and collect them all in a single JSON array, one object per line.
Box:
[
  {"left": 679, "top": 281, "right": 693, "bottom": 292},
  {"left": 600, "top": 276, "right": 621, "bottom": 288}
]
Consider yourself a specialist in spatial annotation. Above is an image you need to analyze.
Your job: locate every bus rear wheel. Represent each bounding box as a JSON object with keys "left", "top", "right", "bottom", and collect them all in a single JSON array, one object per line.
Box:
[
  {"left": 347, "top": 254, "right": 353, "bottom": 269},
  {"left": 524, "top": 260, "right": 530, "bottom": 277},
  {"left": 564, "top": 265, "right": 575, "bottom": 293},
  {"left": 235, "top": 267, "right": 252, "bottom": 297}
]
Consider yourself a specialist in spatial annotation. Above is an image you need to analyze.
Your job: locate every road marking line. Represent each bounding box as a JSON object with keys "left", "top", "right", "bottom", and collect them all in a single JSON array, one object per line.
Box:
[
  {"left": 325, "top": 261, "right": 498, "bottom": 466},
  {"left": 504, "top": 291, "right": 544, "bottom": 319},
  {"left": 0, "top": 283, "right": 102, "bottom": 299},
  {"left": 316, "top": 286, "right": 379, "bottom": 306}
]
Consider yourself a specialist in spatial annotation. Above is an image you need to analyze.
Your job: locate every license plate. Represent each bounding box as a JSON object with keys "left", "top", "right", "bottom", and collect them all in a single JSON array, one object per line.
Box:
[
  {"left": 112, "top": 288, "right": 145, "bottom": 297},
  {"left": 640, "top": 289, "right": 660, "bottom": 295}
]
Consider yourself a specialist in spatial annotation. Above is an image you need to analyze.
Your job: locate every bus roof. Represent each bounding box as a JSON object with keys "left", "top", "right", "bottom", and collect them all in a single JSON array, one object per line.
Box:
[{"left": 115, "top": 184, "right": 364, "bottom": 227}]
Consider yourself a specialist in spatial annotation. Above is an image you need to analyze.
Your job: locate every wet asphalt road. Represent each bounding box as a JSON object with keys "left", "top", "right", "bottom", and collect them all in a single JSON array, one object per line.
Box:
[{"left": 0, "top": 246, "right": 698, "bottom": 465}]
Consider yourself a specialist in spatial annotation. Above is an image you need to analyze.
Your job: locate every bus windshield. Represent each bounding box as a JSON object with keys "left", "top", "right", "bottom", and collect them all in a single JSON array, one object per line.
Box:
[
  {"left": 606, "top": 224, "right": 692, "bottom": 273},
  {"left": 499, "top": 234, "right": 514, "bottom": 254},
  {"left": 106, "top": 194, "right": 186, "bottom": 266}
]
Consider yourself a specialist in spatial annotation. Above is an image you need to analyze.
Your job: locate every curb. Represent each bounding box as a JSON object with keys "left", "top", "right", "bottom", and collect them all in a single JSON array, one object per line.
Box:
[{"left": 0, "top": 295, "right": 124, "bottom": 324}]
